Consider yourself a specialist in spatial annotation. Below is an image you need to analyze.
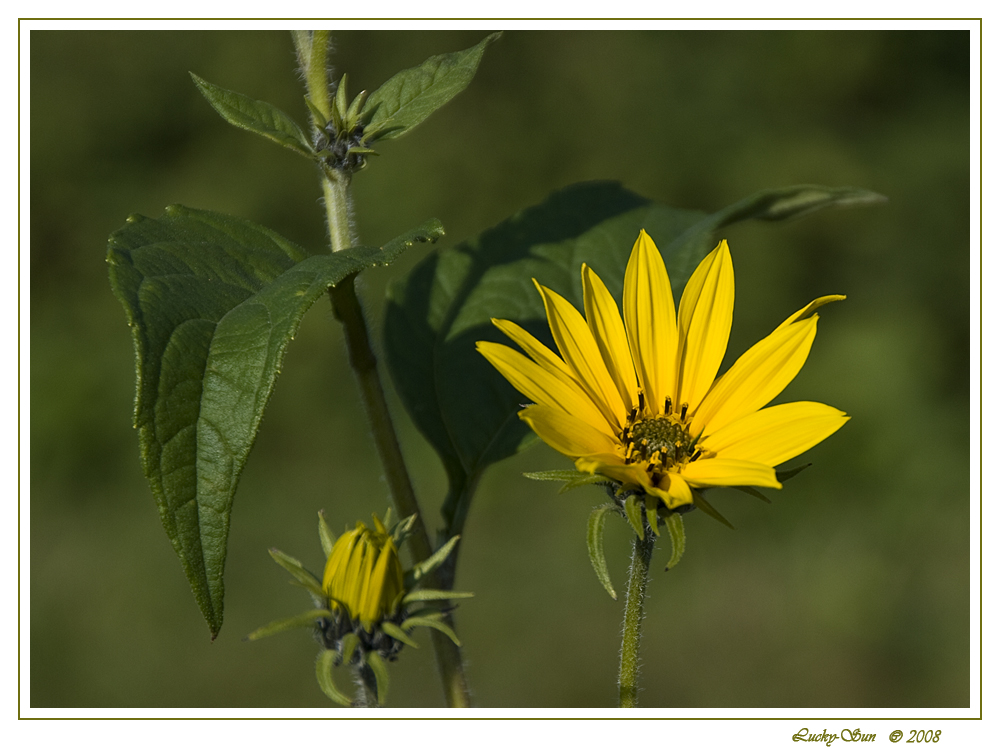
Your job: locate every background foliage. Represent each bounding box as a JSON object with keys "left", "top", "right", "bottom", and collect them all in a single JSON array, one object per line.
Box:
[{"left": 30, "top": 29, "right": 970, "bottom": 708}]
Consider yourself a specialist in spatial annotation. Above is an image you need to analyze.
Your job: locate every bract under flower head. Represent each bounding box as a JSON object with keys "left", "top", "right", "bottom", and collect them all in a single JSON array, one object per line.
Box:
[
  {"left": 477, "top": 231, "right": 849, "bottom": 510},
  {"left": 322, "top": 515, "right": 404, "bottom": 631}
]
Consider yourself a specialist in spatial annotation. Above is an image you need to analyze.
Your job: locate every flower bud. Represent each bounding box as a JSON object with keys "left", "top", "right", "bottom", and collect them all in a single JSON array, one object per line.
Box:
[{"left": 322, "top": 516, "right": 404, "bottom": 631}]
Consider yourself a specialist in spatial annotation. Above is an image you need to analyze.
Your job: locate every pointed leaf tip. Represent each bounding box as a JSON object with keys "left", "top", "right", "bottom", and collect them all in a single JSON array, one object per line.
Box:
[{"left": 362, "top": 33, "right": 500, "bottom": 142}]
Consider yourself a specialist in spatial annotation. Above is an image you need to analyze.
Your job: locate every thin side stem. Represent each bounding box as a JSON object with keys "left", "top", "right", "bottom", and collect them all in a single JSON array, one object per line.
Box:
[{"left": 618, "top": 530, "right": 655, "bottom": 708}]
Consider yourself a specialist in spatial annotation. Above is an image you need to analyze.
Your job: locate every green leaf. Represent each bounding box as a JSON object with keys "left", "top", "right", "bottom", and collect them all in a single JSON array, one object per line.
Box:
[
  {"left": 245, "top": 608, "right": 331, "bottom": 641},
  {"left": 586, "top": 504, "right": 619, "bottom": 600},
  {"left": 704, "top": 184, "right": 886, "bottom": 225},
  {"left": 380, "top": 621, "right": 420, "bottom": 648},
  {"left": 663, "top": 513, "right": 686, "bottom": 571},
  {"left": 108, "top": 206, "right": 444, "bottom": 636},
  {"left": 623, "top": 495, "right": 645, "bottom": 540},
  {"left": 268, "top": 548, "right": 325, "bottom": 599},
  {"left": 362, "top": 32, "right": 500, "bottom": 141},
  {"left": 401, "top": 589, "right": 474, "bottom": 604},
  {"left": 190, "top": 72, "right": 314, "bottom": 158},
  {"left": 365, "top": 651, "right": 391, "bottom": 705},
  {"left": 523, "top": 469, "right": 605, "bottom": 494},
  {"left": 318, "top": 510, "right": 337, "bottom": 558},
  {"left": 691, "top": 490, "right": 735, "bottom": 530},
  {"left": 316, "top": 649, "right": 352, "bottom": 707},
  {"left": 384, "top": 181, "right": 877, "bottom": 546},
  {"left": 400, "top": 616, "right": 462, "bottom": 646}
]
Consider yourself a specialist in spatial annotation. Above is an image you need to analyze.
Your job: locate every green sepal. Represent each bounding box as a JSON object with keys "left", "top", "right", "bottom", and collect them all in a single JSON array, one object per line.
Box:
[
  {"left": 732, "top": 486, "right": 772, "bottom": 503},
  {"left": 380, "top": 621, "right": 419, "bottom": 648},
  {"left": 340, "top": 632, "right": 360, "bottom": 666},
  {"left": 623, "top": 495, "right": 645, "bottom": 540},
  {"left": 316, "top": 649, "right": 352, "bottom": 706},
  {"left": 318, "top": 510, "right": 337, "bottom": 558},
  {"left": 268, "top": 548, "right": 325, "bottom": 599},
  {"left": 365, "top": 651, "right": 391, "bottom": 705},
  {"left": 776, "top": 464, "right": 811, "bottom": 482},
  {"left": 335, "top": 73, "right": 349, "bottom": 122},
  {"left": 402, "top": 589, "right": 474, "bottom": 604},
  {"left": 245, "top": 608, "right": 331, "bottom": 641},
  {"left": 644, "top": 495, "right": 660, "bottom": 537},
  {"left": 401, "top": 615, "right": 462, "bottom": 646},
  {"left": 523, "top": 469, "right": 605, "bottom": 494},
  {"left": 664, "top": 513, "right": 686, "bottom": 571},
  {"left": 402, "top": 606, "right": 442, "bottom": 620},
  {"left": 190, "top": 72, "right": 313, "bottom": 158},
  {"left": 406, "top": 534, "right": 460, "bottom": 585},
  {"left": 586, "top": 503, "right": 619, "bottom": 600},
  {"left": 389, "top": 513, "right": 417, "bottom": 545},
  {"left": 304, "top": 95, "right": 329, "bottom": 131},
  {"left": 691, "top": 490, "right": 735, "bottom": 530},
  {"left": 362, "top": 32, "right": 500, "bottom": 142},
  {"left": 346, "top": 146, "right": 378, "bottom": 156},
  {"left": 345, "top": 89, "right": 369, "bottom": 127}
]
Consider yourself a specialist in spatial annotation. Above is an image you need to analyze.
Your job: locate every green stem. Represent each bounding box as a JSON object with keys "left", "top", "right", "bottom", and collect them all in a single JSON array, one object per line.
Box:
[
  {"left": 320, "top": 150, "right": 472, "bottom": 710},
  {"left": 618, "top": 529, "right": 655, "bottom": 708},
  {"left": 300, "top": 29, "right": 471, "bottom": 707},
  {"left": 354, "top": 664, "right": 380, "bottom": 708}
]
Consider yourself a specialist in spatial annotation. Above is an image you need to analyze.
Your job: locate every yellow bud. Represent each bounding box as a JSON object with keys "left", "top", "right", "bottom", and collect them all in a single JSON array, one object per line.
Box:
[{"left": 322, "top": 519, "right": 404, "bottom": 631}]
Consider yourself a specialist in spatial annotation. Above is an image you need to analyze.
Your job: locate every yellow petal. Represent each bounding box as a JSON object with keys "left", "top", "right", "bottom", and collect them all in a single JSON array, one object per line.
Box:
[
  {"left": 535, "top": 280, "right": 626, "bottom": 431},
  {"left": 491, "top": 318, "right": 576, "bottom": 383},
  {"left": 323, "top": 526, "right": 361, "bottom": 596},
  {"left": 700, "top": 401, "right": 849, "bottom": 467},
  {"left": 680, "top": 458, "right": 781, "bottom": 489},
  {"left": 676, "top": 239, "right": 734, "bottom": 413},
  {"left": 581, "top": 264, "right": 639, "bottom": 412},
  {"left": 575, "top": 454, "right": 649, "bottom": 488},
  {"left": 477, "top": 340, "right": 613, "bottom": 437},
  {"left": 777, "top": 294, "right": 846, "bottom": 329},
  {"left": 361, "top": 542, "right": 390, "bottom": 626},
  {"left": 691, "top": 316, "right": 818, "bottom": 436},
  {"left": 519, "top": 404, "right": 620, "bottom": 458},
  {"left": 623, "top": 230, "right": 677, "bottom": 416},
  {"left": 654, "top": 472, "right": 693, "bottom": 509}
]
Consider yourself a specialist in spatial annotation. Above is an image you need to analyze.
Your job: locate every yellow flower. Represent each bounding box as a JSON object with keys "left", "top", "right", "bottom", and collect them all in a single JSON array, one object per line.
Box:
[
  {"left": 477, "top": 230, "right": 849, "bottom": 510},
  {"left": 322, "top": 516, "right": 404, "bottom": 631}
]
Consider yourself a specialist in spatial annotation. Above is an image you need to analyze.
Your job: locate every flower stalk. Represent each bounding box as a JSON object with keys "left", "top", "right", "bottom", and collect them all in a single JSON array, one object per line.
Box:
[
  {"left": 304, "top": 31, "right": 472, "bottom": 706},
  {"left": 618, "top": 525, "right": 655, "bottom": 708}
]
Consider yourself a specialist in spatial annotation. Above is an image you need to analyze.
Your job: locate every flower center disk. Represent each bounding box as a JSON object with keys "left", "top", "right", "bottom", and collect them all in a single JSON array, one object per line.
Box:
[{"left": 624, "top": 415, "right": 696, "bottom": 468}]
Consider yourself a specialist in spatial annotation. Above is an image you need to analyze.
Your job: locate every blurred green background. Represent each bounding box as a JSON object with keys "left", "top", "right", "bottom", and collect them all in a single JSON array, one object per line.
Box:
[{"left": 30, "top": 29, "right": 970, "bottom": 708}]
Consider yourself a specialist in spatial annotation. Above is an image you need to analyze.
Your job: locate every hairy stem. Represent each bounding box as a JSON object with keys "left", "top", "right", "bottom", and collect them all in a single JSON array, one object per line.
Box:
[
  {"left": 618, "top": 529, "right": 655, "bottom": 708},
  {"left": 320, "top": 136, "right": 471, "bottom": 710},
  {"left": 354, "top": 664, "right": 380, "bottom": 708}
]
